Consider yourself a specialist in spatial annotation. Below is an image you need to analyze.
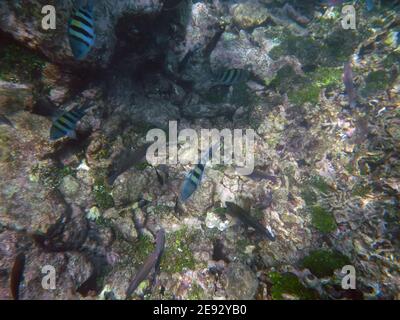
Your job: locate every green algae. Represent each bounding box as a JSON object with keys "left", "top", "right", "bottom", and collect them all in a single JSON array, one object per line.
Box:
[
  {"left": 269, "top": 272, "right": 318, "bottom": 300},
  {"left": 288, "top": 85, "right": 320, "bottom": 106},
  {"left": 269, "top": 65, "right": 305, "bottom": 93},
  {"left": 322, "top": 29, "right": 361, "bottom": 65},
  {"left": 301, "top": 188, "right": 318, "bottom": 206},
  {"left": 310, "top": 175, "right": 331, "bottom": 194},
  {"left": 285, "top": 66, "right": 342, "bottom": 106},
  {"left": 187, "top": 284, "right": 206, "bottom": 300},
  {"left": 383, "top": 51, "right": 400, "bottom": 68},
  {"left": 134, "top": 234, "right": 156, "bottom": 265},
  {"left": 361, "top": 70, "right": 391, "bottom": 96},
  {"left": 269, "top": 34, "right": 321, "bottom": 68},
  {"left": 160, "top": 227, "right": 197, "bottom": 273},
  {"left": 93, "top": 180, "right": 115, "bottom": 210},
  {"left": 30, "top": 163, "right": 74, "bottom": 190},
  {"left": 310, "top": 205, "right": 337, "bottom": 233},
  {"left": 310, "top": 67, "right": 342, "bottom": 89},
  {"left": 300, "top": 250, "right": 351, "bottom": 278}
]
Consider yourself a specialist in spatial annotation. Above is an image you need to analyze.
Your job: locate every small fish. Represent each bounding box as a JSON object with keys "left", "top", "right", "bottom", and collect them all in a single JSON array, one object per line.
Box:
[
  {"left": 246, "top": 170, "right": 278, "bottom": 184},
  {"left": 0, "top": 114, "right": 14, "bottom": 128},
  {"left": 153, "top": 166, "right": 165, "bottom": 186},
  {"left": 68, "top": 1, "right": 95, "bottom": 60},
  {"left": 225, "top": 202, "right": 276, "bottom": 241},
  {"left": 126, "top": 229, "right": 165, "bottom": 298},
  {"left": 343, "top": 62, "right": 357, "bottom": 108},
  {"left": 10, "top": 253, "right": 26, "bottom": 300},
  {"left": 107, "top": 143, "right": 151, "bottom": 185},
  {"left": 213, "top": 69, "right": 249, "bottom": 86},
  {"left": 33, "top": 97, "right": 59, "bottom": 118},
  {"left": 179, "top": 145, "right": 217, "bottom": 202},
  {"left": 50, "top": 105, "right": 88, "bottom": 141}
]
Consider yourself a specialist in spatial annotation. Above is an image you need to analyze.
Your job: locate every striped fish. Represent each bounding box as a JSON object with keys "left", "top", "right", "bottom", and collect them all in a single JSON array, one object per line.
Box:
[
  {"left": 68, "top": 1, "right": 95, "bottom": 60},
  {"left": 180, "top": 145, "right": 217, "bottom": 202},
  {"left": 385, "top": 30, "right": 399, "bottom": 49},
  {"left": 213, "top": 68, "right": 249, "bottom": 86},
  {"left": 180, "top": 162, "right": 206, "bottom": 202},
  {"left": 50, "top": 106, "right": 87, "bottom": 141}
]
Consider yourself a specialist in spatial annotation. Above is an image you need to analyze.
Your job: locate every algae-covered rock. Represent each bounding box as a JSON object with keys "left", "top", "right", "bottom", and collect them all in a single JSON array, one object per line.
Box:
[
  {"left": 112, "top": 170, "right": 149, "bottom": 207},
  {"left": 269, "top": 272, "right": 318, "bottom": 300},
  {"left": 300, "top": 250, "right": 351, "bottom": 278},
  {"left": 310, "top": 205, "right": 337, "bottom": 233},
  {"left": 232, "top": 3, "right": 270, "bottom": 29},
  {"left": 226, "top": 262, "right": 258, "bottom": 300}
]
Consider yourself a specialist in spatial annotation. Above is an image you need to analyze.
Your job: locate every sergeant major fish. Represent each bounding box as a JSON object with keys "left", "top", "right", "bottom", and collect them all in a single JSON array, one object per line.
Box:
[
  {"left": 50, "top": 104, "right": 89, "bottom": 141},
  {"left": 213, "top": 68, "right": 249, "bottom": 87},
  {"left": 179, "top": 144, "right": 217, "bottom": 202},
  {"left": 68, "top": 0, "right": 95, "bottom": 60},
  {"left": 126, "top": 229, "right": 165, "bottom": 299}
]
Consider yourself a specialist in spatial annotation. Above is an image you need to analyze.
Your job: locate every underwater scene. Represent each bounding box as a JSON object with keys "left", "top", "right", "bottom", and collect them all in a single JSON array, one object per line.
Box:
[{"left": 0, "top": 0, "right": 399, "bottom": 301}]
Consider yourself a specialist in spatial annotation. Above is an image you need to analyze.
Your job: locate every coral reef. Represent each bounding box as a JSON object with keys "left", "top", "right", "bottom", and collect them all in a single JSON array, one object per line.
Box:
[{"left": 0, "top": 0, "right": 399, "bottom": 300}]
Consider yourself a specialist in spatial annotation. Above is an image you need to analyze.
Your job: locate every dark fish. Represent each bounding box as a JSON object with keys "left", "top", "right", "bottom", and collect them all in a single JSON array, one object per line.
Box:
[
  {"left": 10, "top": 253, "right": 26, "bottom": 300},
  {"left": 213, "top": 69, "right": 249, "bottom": 86},
  {"left": 153, "top": 166, "right": 165, "bottom": 186},
  {"left": 179, "top": 145, "right": 216, "bottom": 202},
  {"left": 32, "top": 97, "right": 59, "bottom": 118},
  {"left": 68, "top": 1, "right": 95, "bottom": 60},
  {"left": 0, "top": 114, "right": 14, "bottom": 128},
  {"left": 255, "top": 191, "right": 273, "bottom": 210},
  {"left": 225, "top": 202, "right": 276, "bottom": 241},
  {"left": 126, "top": 229, "right": 165, "bottom": 298},
  {"left": 50, "top": 105, "right": 88, "bottom": 141},
  {"left": 107, "top": 143, "right": 151, "bottom": 185},
  {"left": 246, "top": 170, "right": 278, "bottom": 184},
  {"left": 343, "top": 62, "right": 357, "bottom": 108}
]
